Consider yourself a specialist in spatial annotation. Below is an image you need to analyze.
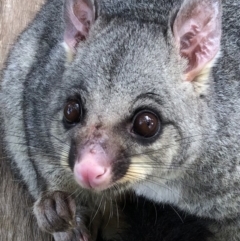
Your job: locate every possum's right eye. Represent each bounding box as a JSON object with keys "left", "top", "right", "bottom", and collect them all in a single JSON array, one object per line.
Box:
[{"left": 63, "top": 100, "right": 82, "bottom": 125}]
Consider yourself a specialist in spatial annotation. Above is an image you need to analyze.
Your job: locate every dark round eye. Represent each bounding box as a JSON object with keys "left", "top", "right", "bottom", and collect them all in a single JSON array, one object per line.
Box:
[
  {"left": 64, "top": 100, "right": 81, "bottom": 124},
  {"left": 132, "top": 111, "right": 160, "bottom": 138}
]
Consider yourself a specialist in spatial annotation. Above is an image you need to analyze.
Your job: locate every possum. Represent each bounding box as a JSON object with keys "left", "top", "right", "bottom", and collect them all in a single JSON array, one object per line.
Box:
[{"left": 1, "top": 0, "right": 240, "bottom": 240}]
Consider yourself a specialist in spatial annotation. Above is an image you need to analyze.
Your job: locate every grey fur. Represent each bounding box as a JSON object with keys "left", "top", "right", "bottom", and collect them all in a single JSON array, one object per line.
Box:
[
  {"left": 1, "top": 0, "right": 240, "bottom": 240},
  {"left": 0, "top": 141, "right": 52, "bottom": 241}
]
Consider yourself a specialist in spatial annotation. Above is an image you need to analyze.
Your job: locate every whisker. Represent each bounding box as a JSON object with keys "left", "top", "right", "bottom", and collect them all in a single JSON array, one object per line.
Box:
[
  {"left": 169, "top": 205, "right": 184, "bottom": 223},
  {"left": 124, "top": 171, "right": 217, "bottom": 195},
  {"left": 90, "top": 194, "right": 104, "bottom": 225}
]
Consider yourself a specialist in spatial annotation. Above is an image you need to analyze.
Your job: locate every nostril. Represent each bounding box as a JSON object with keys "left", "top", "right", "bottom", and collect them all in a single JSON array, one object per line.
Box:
[{"left": 95, "top": 168, "right": 107, "bottom": 179}]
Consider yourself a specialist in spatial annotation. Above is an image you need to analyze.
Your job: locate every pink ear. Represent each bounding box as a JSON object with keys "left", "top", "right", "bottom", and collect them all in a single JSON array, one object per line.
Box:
[
  {"left": 64, "top": 0, "right": 95, "bottom": 51},
  {"left": 173, "top": 0, "right": 222, "bottom": 81}
]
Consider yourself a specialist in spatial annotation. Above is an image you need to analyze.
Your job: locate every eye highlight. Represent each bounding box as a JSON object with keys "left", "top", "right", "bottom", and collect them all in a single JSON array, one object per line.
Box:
[
  {"left": 132, "top": 111, "right": 160, "bottom": 138},
  {"left": 63, "top": 100, "right": 82, "bottom": 124}
]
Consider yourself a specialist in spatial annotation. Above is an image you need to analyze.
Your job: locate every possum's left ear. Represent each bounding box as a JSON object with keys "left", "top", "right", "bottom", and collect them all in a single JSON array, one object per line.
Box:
[
  {"left": 64, "top": 0, "right": 96, "bottom": 51},
  {"left": 173, "top": 0, "right": 222, "bottom": 81}
]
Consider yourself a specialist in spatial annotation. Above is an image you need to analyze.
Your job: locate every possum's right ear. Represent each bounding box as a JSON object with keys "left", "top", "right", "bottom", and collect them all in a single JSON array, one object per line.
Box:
[{"left": 64, "top": 0, "right": 96, "bottom": 52}]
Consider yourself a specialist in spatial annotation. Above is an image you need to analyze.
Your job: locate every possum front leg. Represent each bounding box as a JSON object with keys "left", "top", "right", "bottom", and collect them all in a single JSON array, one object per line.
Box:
[{"left": 33, "top": 191, "right": 92, "bottom": 241}]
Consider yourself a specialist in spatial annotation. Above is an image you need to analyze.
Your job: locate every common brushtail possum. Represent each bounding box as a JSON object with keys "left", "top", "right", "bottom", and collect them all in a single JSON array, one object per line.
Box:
[{"left": 1, "top": 0, "right": 240, "bottom": 240}]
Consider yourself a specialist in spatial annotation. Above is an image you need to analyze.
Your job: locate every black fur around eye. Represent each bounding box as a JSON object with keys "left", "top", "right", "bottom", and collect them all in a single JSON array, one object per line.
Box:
[
  {"left": 132, "top": 111, "right": 160, "bottom": 138},
  {"left": 63, "top": 100, "right": 82, "bottom": 124}
]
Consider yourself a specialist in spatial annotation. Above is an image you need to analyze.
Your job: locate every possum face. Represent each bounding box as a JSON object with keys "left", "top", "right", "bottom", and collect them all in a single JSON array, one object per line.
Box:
[
  {"left": 51, "top": 0, "right": 222, "bottom": 197},
  {"left": 62, "top": 24, "right": 186, "bottom": 192}
]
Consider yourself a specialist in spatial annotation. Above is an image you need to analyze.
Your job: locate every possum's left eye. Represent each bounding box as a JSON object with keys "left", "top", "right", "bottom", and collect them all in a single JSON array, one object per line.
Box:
[
  {"left": 63, "top": 100, "right": 82, "bottom": 125},
  {"left": 132, "top": 110, "right": 160, "bottom": 138}
]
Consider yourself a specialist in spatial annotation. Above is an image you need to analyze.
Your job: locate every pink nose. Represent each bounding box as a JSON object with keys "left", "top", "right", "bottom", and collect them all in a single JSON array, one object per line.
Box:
[{"left": 74, "top": 152, "right": 111, "bottom": 190}]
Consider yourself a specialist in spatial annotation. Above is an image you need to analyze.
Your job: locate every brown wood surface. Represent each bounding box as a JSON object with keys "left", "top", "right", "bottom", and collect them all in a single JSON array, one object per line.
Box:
[
  {"left": 0, "top": 1, "right": 52, "bottom": 240},
  {"left": 0, "top": 0, "right": 46, "bottom": 69}
]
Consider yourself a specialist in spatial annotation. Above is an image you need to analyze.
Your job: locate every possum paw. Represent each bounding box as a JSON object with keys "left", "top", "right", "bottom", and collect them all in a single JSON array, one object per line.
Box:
[
  {"left": 53, "top": 228, "right": 90, "bottom": 241},
  {"left": 33, "top": 191, "right": 77, "bottom": 233},
  {"left": 52, "top": 209, "right": 93, "bottom": 241}
]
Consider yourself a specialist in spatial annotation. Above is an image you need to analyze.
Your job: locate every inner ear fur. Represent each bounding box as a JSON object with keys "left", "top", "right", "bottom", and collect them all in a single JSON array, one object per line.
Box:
[
  {"left": 173, "top": 0, "right": 222, "bottom": 82},
  {"left": 64, "top": 0, "right": 96, "bottom": 51}
]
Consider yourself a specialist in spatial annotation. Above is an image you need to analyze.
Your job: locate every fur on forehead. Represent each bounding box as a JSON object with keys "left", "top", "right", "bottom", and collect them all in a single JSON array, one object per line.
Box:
[{"left": 98, "top": 0, "right": 182, "bottom": 24}]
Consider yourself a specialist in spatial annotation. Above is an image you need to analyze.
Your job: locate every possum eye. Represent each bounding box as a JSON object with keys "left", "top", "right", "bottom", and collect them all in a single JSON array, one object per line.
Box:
[
  {"left": 63, "top": 100, "right": 82, "bottom": 124},
  {"left": 132, "top": 111, "right": 160, "bottom": 138}
]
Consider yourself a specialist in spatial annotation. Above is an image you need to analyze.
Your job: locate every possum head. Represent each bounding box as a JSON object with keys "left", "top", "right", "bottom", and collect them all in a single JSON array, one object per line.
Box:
[{"left": 46, "top": 0, "right": 222, "bottom": 203}]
